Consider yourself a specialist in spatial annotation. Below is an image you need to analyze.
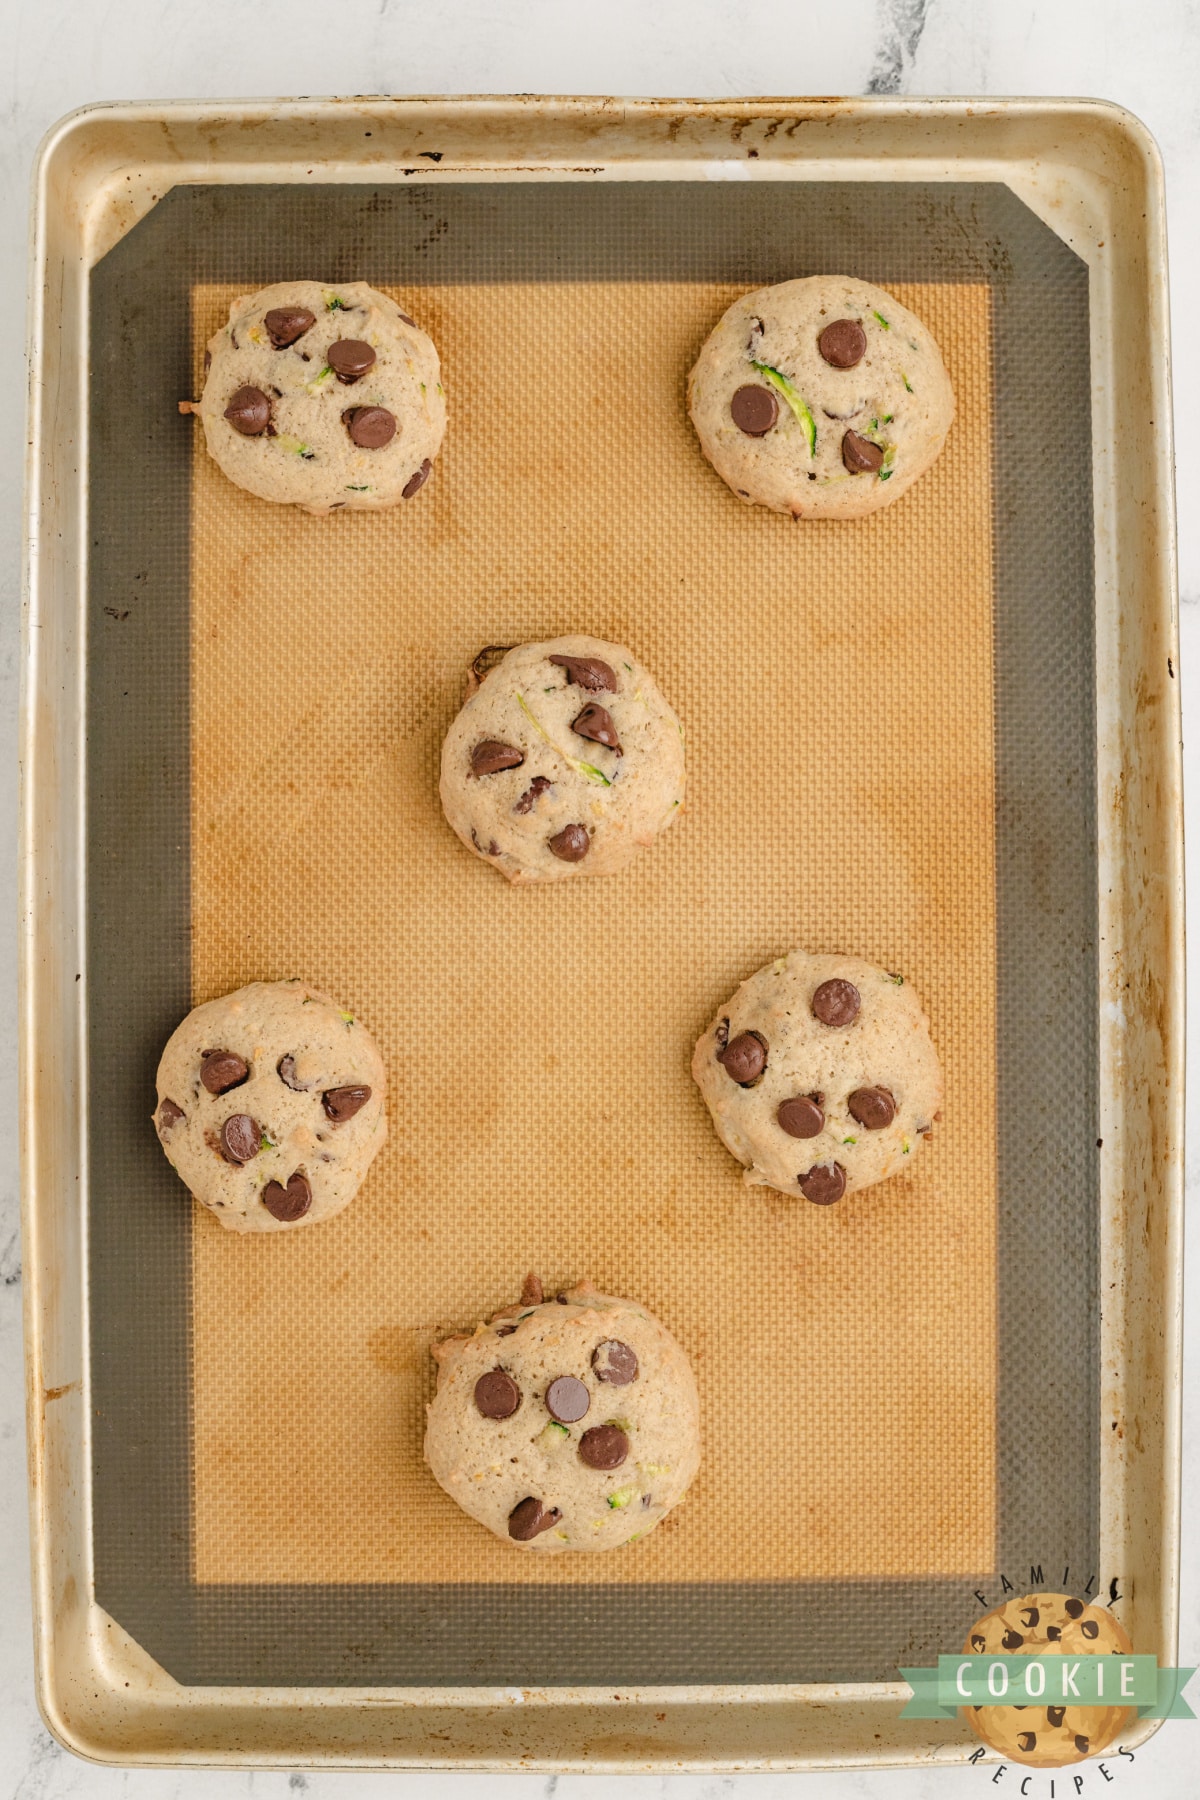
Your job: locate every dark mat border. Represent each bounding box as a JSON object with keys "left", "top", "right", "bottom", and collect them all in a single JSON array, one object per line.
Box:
[{"left": 87, "top": 178, "right": 1097, "bottom": 1687}]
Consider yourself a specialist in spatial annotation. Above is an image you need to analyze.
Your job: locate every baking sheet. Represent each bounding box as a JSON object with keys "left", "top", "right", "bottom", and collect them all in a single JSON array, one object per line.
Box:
[{"left": 85, "top": 178, "right": 1098, "bottom": 1686}]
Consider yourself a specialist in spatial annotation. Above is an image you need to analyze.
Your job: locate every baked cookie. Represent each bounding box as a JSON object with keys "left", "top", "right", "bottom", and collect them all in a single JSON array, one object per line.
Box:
[
  {"left": 687, "top": 276, "right": 954, "bottom": 519},
  {"left": 963, "top": 1593, "right": 1133, "bottom": 1767},
  {"left": 692, "top": 950, "right": 942, "bottom": 1204},
  {"left": 424, "top": 1276, "right": 701, "bottom": 1552},
  {"left": 154, "top": 979, "right": 386, "bottom": 1232},
  {"left": 439, "top": 637, "right": 686, "bottom": 884},
  {"left": 195, "top": 280, "right": 445, "bottom": 514}
]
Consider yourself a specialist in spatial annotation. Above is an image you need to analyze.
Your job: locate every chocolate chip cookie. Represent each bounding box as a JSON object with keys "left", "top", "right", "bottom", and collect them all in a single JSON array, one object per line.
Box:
[
  {"left": 424, "top": 1277, "right": 701, "bottom": 1551},
  {"left": 688, "top": 276, "right": 954, "bottom": 519},
  {"left": 195, "top": 280, "right": 444, "bottom": 514},
  {"left": 692, "top": 950, "right": 943, "bottom": 1203},
  {"left": 154, "top": 979, "right": 387, "bottom": 1232},
  {"left": 963, "top": 1593, "right": 1133, "bottom": 1767},
  {"left": 439, "top": 637, "right": 686, "bottom": 883}
]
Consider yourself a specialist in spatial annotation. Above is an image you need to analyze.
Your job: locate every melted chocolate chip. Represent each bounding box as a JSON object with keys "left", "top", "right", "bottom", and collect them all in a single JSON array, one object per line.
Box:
[
  {"left": 471, "top": 739, "right": 524, "bottom": 776},
  {"left": 1065, "top": 1597, "right": 1085, "bottom": 1619},
  {"left": 495, "top": 1323, "right": 517, "bottom": 1337},
  {"left": 842, "top": 430, "right": 885, "bottom": 474},
  {"left": 470, "top": 830, "right": 502, "bottom": 856},
  {"left": 326, "top": 339, "right": 376, "bottom": 383},
  {"left": 818, "top": 318, "right": 867, "bottom": 369},
  {"left": 397, "top": 309, "right": 416, "bottom": 326},
  {"left": 402, "top": 459, "right": 432, "bottom": 498},
  {"left": 546, "top": 1376, "right": 590, "bottom": 1423},
  {"left": 798, "top": 1161, "right": 846, "bottom": 1205},
  {"left": 508, "top": 1496, "right": 561, "bottom": 1540},
  {"left": 1081, "top": 1619, "right": 1100, "bottom": 1639},
  {"left": 730, "top": 383, "right": 779, "bottom": 436},
  {"left": 847, "top": 1086, "right": 896, "bottom": 1130},
  {"left": 777, "top": 1094, "right": 825, "bottom": 1138},
  {"left": 1016, "top": 1733, "right": 1037, "bottom": 1754},
  {"left": 548, "top": 654, "right": 617, "bottom": 693},
  {"left": 264, "top": 306, "right": 315, "bottom": 348},
  {"left": 592, "top": 1340, "right": 638, "bottom": 1385},
  {"left": 579, "top": 1423, "right": 629, "bottom": 1469},
  {"left": 520, "top": 1273, "right": 544, "bottom": 1306},
  {"left": 1002, "top": 1629, "right": 1024, "bottom": 1650},
  {"left": 344, "top": 405, "right": 396, "bottom": 448},
  {"left": 262, "top": 1172, "right": 312, "bottom": 1222},
  {"left": 224, "top": 386, "right": 271, "bottom": 435},
  {"left": 548, "top": 824, "right": 590, "bottom": 862},
  {"left": 1046, "top": 1705, "right": 1066, "bottom": 1727},
  {"left": 157, "top": 1098, "right": 186, "bottom": 1133},
  {"left": 717, "top": 1029, "right": 767, "bottom": 1086},
  {"left": 277, "top": 1055, "right": 313, "bottom": 1091},
  {"left": 220, "top": 1114, "right": 261, "bottom": 1164},
  {"left": 323, "top": 1085, "right": 371, "bottom": 1123},
  {"left": 811, "top": 979, "right": 861, "bottom": 1027},
  {"left": 475, "top": 1368, "right": 521, "bottom": 1419},
  {"left": 571, "top": 703, "right": 622, "bottom": 752},
  {"left": 513, "top": 775, "right": 552, "bottom": 814},
  {"left": 201, "top": 1049, "right": 249, "bottom": 1095}
]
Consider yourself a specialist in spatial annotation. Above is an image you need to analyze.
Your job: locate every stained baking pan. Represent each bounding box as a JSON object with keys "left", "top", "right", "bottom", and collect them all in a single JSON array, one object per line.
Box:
[{"left": 21, "top": 97, "right": 1182, "bottom": 1770}]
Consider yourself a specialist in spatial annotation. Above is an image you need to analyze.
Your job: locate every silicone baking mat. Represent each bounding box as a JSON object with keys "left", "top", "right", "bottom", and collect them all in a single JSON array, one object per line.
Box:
[{"left": 86, "top": 181, "right": 1097, "bottom": 1685}]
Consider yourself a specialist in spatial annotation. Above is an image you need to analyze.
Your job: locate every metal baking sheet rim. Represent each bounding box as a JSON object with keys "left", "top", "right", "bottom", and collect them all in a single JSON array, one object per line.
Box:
[{"left": 19, "top": 96, "right": 1183, "bottom": 1771}]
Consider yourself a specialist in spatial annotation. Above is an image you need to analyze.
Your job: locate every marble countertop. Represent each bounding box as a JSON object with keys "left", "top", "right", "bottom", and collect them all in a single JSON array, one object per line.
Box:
[{"left": 1, "top": 1, "right": 1194, "bottom": 1795}]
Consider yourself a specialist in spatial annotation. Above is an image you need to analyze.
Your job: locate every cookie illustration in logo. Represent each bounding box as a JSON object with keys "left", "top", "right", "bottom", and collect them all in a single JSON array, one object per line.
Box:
[{"left": 963, "top": 1593, "right": 1133, "bottom": 1767}]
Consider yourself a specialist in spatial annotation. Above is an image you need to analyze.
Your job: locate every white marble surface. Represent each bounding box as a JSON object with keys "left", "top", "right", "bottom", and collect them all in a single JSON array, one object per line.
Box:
[{"left": 1, "top": 1, "right": 1195, "bottom": 1794}]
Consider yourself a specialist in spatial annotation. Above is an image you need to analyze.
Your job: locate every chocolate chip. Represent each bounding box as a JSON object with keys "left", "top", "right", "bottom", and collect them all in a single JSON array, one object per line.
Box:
[
  {"left": 472, "top": 644, "right": 515, "bottom": 682},
  {"left": 546, "top": 1376, "right": 590, "bottom": 1423},
  {"left": 1019, "top": 1605, "right": 1040, "bottom": 1629},
  {"left": 277, "top": 1055, "right": 313, "bottom": 1091},
  {"left": 513, "top": 775, "right": 552, "bottom": 814},
  {"left": 344, "top": 405, "right": 396, "bottom": 448},
  {"left": 1074, "top": 1736, "right": 1090, "bottom": 1755},
  {"left": 496, "top": 1323, "right": 517, "bottom": 1337},
  {"left": 842, "top": 430, "right": 885, "bottom": 473},
  {"left": 475, "top": 1369, "right": 521, "bottom": 1419},
  {"left": 798, "top": 1161, "right": 846, "bottom": 1205},
  {"left": 471, "top": 740, "right": 524, "bottom": 777},
  {"left": 470, "top": 830, "right": 502, "bottom": 856},
  {"left": 220, "top": 1114, "right": 261, "bottom": 1164},
  {"left": 592, "top": 1340, "right": 638, "bottom": 1385},
  {"left": 327, "top": 339, "right": 376, "bottom": 383},
  {"left": 201, "top": 1049, "right": 249, "bottom": 1095},
  {"left": 264, "top": 306, "right": 315, "bottom": 348},
  {"left": 157, "top": 1098, "right": 186, "bottom": 1134},
  {"left": 847, "top": 1086, "right": 896, "bottom": 1130},
  {"left": 397, "top": 309, "right": 416, "bottom": 327},
  {"left": 262, "top": 1171, "right": 312, "bottom": 1222},
  {"left": 811, "top": 979, "right": 860, "bottom": 1026},
  {"left": 224, "top": 386, "right": 271, "bottom": 435},
  {"left": 777, "top": 1094, "right": 824, "bottom": 1138},
  {"left": 970, "top": 1634, "right": 986, "bottom": 1653},
  {"left": 323, "top": 1085, "right": 371, "bottom": 1123},
  {"left": 203, "top": 348, "right": 211, "bottom": 372},
  {"left": 1016, "top": 1733, "right": 1036, "bottom": 1754},
  {"left": 548, "top": 654, "right": 617, "bottom": 692},
  {"left": 508, "top": 1496, "right": 561, "bottom": 1540},
  {"left": 717, "top": 1029, "right": 767, "bottom": 1086},
  {"left": 579, "top": 1423, "right": 629, "bottom": 1469},
  {"left": 730, "top": 383, "right": 778, "bottom": 436},
  {"left": 817, "top": 318, "right": 867, "bottom": 369},
  {"left": 1065, "top": 1597, "right": 1085, "bottom": 1618},
  {"left": 556, "top": 1292, "right": 569, "bottom": 1304},
  {"left": 548, "top": 824, "right": 590, "bottom": 862},
  {"left": 1046, "top": 1705, "right": 1065, "bottom": 1727},
  {"left": 1002, "top": 1629, "right": 1024, "bottom": 1650},
  {"left": 571, "top": 703, "right": 622, "bottom": 753},
  {"left": 1046, "top": 1626, "right": 1061, "bottom": 1642},
  {"left": 402, "top": 458, "right": 432, "bottom": 498},
  {"left": 520, "top": 1272, "right": 544, "bottom": 1306},
  {"left": 1081, "top": 1619, "right": 1099, "bottom": 1639}
]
